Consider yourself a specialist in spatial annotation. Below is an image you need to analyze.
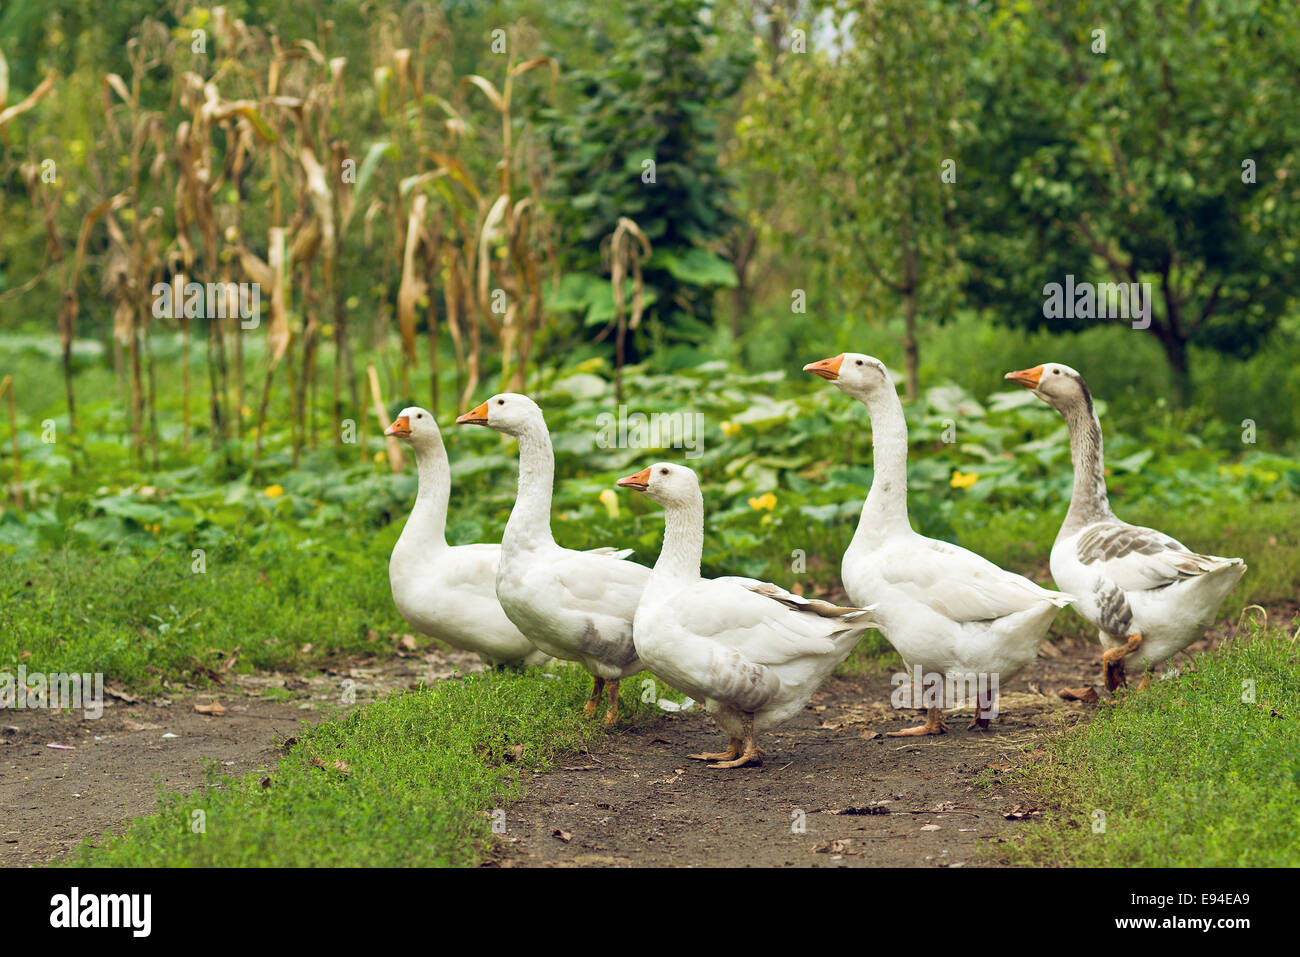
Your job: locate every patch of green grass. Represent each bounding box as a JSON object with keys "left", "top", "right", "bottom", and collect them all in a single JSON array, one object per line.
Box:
[
  {"left": 1002, "top": 622, "right": 1300, "bottom": 867},
  {"left": 66, "top": 665, "right": 659, "bottom": 867},
  {"left": 0, "top": 539, "right": 405, "bottom": 691}
]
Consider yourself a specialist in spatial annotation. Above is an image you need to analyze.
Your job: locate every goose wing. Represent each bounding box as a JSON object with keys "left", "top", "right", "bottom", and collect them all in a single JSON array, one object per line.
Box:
[
  {"left": 541, "top": 546, "right": 650, "bottom": 616},
  {"left": 1075, "top": 522, "right": 1239, "bottom": 592},
  {"left": 879, "top": 538, "right": 1072, "bottom": 622},
  {"left": 668, "top": 578, "right": 872, "bottom": 666}
]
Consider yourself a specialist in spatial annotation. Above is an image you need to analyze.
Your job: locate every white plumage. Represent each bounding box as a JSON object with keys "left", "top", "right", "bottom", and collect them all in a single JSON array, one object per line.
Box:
[
  {"left": 457, "top": 393, "right": 648, "bottom": 722},
  {"left": 384, "top": 407, "right": 547, "bottom": 668},
  {"left": 806, "top": 353, "right": 1073, "bottom": 734},
  {"left": 619, "top": 463, "right": 876, "bottom": 767}
]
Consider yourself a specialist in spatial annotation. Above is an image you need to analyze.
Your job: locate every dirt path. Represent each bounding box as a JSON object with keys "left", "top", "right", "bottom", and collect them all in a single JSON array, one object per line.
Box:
[
  {"left": 0, "top": 645, "right": 486, "bottom": 867},
  {"left": 5, "top": 611, "right": 1255, "bottom": 868},
  {"left": 491, "top": 604, "right": 1270, "bottom": 869},
  {"left": 488, "top": 636, "right": 1108, "bottom": 868}
]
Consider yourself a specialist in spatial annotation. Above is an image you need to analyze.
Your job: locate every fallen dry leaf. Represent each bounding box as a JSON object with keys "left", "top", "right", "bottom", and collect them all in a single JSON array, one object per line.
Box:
[
  {"left": 552, "top": 829, "right": 572, "bottom": 843},
  {"left": 311, "top": 756, "right": 351, "bottom": 775},
  {"left": 194, "top": 701, "right": 228, "bottom": 716},
  {"left": 1058, "top": 686, "right": 1099, "bottom": 703},
  {"left": 811, "top": 838, "right": 857, "bottom": 855}
]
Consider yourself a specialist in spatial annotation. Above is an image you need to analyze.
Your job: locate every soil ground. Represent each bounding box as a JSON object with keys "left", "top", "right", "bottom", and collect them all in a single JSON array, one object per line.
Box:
[
  {"left": 488, "top": 606, "right": 1271, "bottom": 868},
  {"left": 0, "top": 645, "right": 486, "bottom": 867},
  {"left": 3, "top": 613, "right": 1257, "bottom": 868},
  {"left": 487, "top": 636, "right": 1104, "bottom": 868}
]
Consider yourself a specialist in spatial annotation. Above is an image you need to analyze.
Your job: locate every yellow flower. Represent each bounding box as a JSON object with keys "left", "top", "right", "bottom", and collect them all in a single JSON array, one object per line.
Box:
[
  {"left": 721, "top": 420, "right": 741, "bottom": 438},
  {"left": 264, "top": 484, "right": 285, "bottom": 499},
  {"left": 748, "top": 492, "right": 777, "bottom": 511},
  {"left": 950, "top": 470, "right": 979, "bottom": 490},
  {"left": 599, "top": 488, "right": 620, "bottom": 520},
  {"left": 374, "top": 451, "right": 386, "bottom": 464}
]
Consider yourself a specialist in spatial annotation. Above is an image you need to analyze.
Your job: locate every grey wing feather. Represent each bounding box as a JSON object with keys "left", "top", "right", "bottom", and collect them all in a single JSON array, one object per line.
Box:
[
  {"left": 720, "top": 577, "right": 876, "bottom": 622},
  {"left": 1078, "top": 523, "right": 1241, "bottom": 592}
]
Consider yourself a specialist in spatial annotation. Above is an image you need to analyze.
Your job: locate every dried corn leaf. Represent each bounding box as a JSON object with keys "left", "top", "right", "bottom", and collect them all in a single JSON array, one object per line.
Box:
[{"left": 397, "top": 194, "right": 429, "bottom": 363}]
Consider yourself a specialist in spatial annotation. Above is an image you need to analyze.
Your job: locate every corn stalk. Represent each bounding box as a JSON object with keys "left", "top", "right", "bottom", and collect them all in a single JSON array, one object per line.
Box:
[{"left": 603, "top": 217, "right": 651, "bottom": 402}]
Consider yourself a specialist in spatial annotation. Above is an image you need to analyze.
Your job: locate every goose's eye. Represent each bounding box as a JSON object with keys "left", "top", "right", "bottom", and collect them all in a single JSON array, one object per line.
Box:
[
  {"left": 416, "top": 413, "right": 423, "bottom": 418},
  {"left": 496, "top": 399, "right": 505, "bottom": 405},
  {"left": 856, "top": 360, "right": 863, "bottom": 366},
  {"left": 659, "top": 468, "right": 669, "bottom": 475},
  {"left": 1053, "top": 369, "right": 1060, "bottom": 375}
]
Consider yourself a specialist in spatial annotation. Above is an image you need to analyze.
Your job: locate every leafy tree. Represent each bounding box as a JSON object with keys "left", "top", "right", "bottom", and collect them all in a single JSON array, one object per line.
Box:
[
  {"left": 539, "top": 0, "right": 751, "bottom": 361},
  {"left": 960, "top": 0, "right": 1300, "bottom": 404},
  {"left": 737, "top": 0, "right": 971, "bottom": 398}
]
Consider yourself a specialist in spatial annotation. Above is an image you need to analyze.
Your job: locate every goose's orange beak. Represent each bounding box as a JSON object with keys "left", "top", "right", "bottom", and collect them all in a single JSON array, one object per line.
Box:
[
  {"left": 384, "top": 415, "right": 411, "bottom": 437},
  {"left": 455, "top": 402, "right": 490, "bottom": 426},
  {"left": 1005, "top": 366, "right": 1044, "bottom": 390},
  {"left": 803, "top": 355, "right": 844, "bottom": 381},
  {"left": 616, "top": 467, "right": 652, "bottom": 492}
]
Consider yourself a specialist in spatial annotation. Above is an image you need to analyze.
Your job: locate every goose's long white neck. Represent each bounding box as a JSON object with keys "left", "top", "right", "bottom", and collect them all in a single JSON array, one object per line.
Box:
[
  {"left": 652, "top": 489, "right": 705, "bottom": 584},
  {"left": 1060, "top": 396, "right": 1115, "bottom": 534},
  {"left": 399, "top": 435, "right": 451, "bottom": 551},
  {"left": 503, "top": 420, "right": 557, "bottom": 549},
  {"left": 851, "top": 384, "right": 913, "bottom": 547}
]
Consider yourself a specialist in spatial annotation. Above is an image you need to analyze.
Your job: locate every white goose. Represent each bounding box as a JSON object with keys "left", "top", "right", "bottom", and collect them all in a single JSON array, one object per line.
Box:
[
  {"left": 805, "top": 353, "right": 1074, "bottom": 735},
  {"left": 383, "top": 407, "right": 548, "bottom": 668},
  {"left": 617, "top": 463, "right": 877, "bottom": 768},
  {"left": 456, "top": 393, "right": 649, "bottom": 723},
  {"left": 1005, "top": 363, "right": 1246, "bottom": 690}
]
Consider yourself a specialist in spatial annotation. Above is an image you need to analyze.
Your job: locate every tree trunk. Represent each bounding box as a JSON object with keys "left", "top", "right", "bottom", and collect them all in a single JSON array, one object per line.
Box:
[
  {"left": 1160, "top": 332, "right": 1191, "bottom": 408},
  {"left": 899, "top": 221, "right": 921, "bottom": 402},
  {"left": 903, "top": 287, "right": 919, "bottom": 403},
  {"left": 729, "top": 226, "right": 757, "bottom": 341},
  {"left": 1157, "top": 276, "right": 1192, "bottom": 407}
]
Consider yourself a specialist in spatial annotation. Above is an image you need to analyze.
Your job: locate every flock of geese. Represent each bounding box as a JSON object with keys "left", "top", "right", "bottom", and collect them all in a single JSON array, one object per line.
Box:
[{"left": 383, "top": 353, "right": 1247, "bottom": 768}]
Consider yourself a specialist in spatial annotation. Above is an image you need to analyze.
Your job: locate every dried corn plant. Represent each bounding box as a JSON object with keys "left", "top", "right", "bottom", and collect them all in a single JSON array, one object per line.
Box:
[
  {"left": 0, "top": 374, "right": 21, "bottom": 506},
  {"left": 99, "top": 23, "right": 173, "bottom": 466},
  {"left": 601, "top": 217, "right": 652, "bottom": 403},
  {"left": 1, "top": 6, "right": 569, "bottom": 488},
  {"left": 462, "top": 36, "right": 557, "bottom": 400},
  {"left": 369, "top": 5, "right": 457, "bottom": 410},
  {"left": 0, "top": 50, "right": 59, "bottom": 306}
]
